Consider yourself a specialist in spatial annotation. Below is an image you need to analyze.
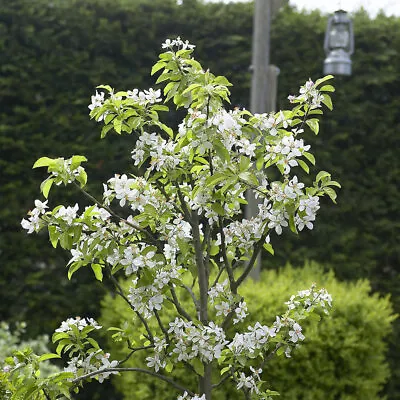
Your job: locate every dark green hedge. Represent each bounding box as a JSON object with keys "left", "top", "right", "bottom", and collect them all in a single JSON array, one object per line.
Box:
[{"left": 0, "top": 0, "right": 399, "bottom": 397}]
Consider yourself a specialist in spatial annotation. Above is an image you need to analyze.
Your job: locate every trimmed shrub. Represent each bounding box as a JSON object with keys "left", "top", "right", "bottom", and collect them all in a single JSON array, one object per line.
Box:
[{"left": 100, "top": 262, "right": 395, "bottom": 400}]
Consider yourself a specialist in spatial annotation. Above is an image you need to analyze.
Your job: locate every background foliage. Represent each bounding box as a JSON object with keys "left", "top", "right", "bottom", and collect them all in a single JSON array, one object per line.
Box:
[
  {"left": 0, "top": 0, "right": 399, "bottom": 397},
  {"left": 100, "top": 263, "right": 395, "bottom": 400}
]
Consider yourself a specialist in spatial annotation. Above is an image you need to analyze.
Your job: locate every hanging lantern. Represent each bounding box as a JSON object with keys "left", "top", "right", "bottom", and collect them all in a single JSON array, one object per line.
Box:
[{"left": 323, "top": 10, "right": 354, "bottom": 76}]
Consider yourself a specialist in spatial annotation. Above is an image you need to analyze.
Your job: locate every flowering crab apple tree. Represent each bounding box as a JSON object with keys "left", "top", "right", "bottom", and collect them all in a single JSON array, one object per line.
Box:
[{"left": 13, "top": 37, "right": 339, "bottom": 399}]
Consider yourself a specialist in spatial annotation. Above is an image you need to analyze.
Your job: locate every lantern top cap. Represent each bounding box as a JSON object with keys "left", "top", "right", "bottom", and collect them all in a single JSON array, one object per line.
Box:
[{"left": 332, "top": 9, "right": 351, "bottom": 23}]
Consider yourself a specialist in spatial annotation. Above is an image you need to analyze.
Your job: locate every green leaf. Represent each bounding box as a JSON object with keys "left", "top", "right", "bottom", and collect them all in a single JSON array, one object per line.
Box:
[
  {"left": 164, "top": 81, "right": 177, "bottom": 96},
  {"left": 96, "top": 85, "right": 113, "bottom": 92},
  {"left": 256, "top": 156, "right": 264, "bottom": 170},
  {"left": 322, "top": 94, "right": 333, "bottom": 111},
  {"left": 315, "top": 75, "right": 334, "bottom": 87},
  {"left": 91, "top": 264, "right": 103, "bottom": 281},
  {"left": 104, "top": 113, "right": 115, "bottom": 124},
  {"left": 316, "top": 171, "right": 331, "bottom": 183},
  {"left": 101, "top": 123, "right": 114, "bottom": 138},
  {"left": 182, "top": 83, "right": 202, "bottom": 95},
  {"left": 214, "top": 140, "right": 230, "bottom": 163},
  {"left": 33, "top": 157, "right": 54, "bottom": 169},
  {"left": 190, "top": 165, "right": 206, "bottom": 174},
  {"left": 86, "top": 337, "right": 100, "bottom": 350},
  {"left": 303, "top": 152, "right": 315, "bottom": 165},
  {"left": 324, "top": 187, "right": 337, "bottom": 203},
  {"left": 220, "top": 366, "right": 230, "bottom": 375},
  {"left": 320, "top": 84, "right": 335, "bottom": 92},
  {"left": 41, "top": 178, "right": 54, "bottom": 198},
  {"left": 276, "top": 346, "right": 285, "bottom": 356},
  {"left": 68, "top": 262, "right": 81, "bottom": 280},
  {"left": 77, "top": 169, "right": 87, "bottom": 187},
  {"left": 289, "top": 214, "right": 297, "bottom": 234},
  {"left": 328, "top": 180, "right": 341, "bottom": 188},
  {"left": 213, "top": 75, "right": 232, "bottom": 86},
  {"left": 263, "top": 243, "right": 274, "bottom": 255},
  {"left": 239, "top": 156, "right": 251, "bottom": 172},
  {"left": 151, "top": 62, "right": 166, "bottom": 76},
  {"left": 238, "top": 171, "right": 259, "bottom": 186},
  {"left": 298, "top": 159, "right": 309, "bottom": 174},
  {"left": 210, "top": 244, "right": 220, "bottom": 256},
  {"left": 308, "top": 312, "right": 321, "bottom": 322},
  {"left": 205, "top": 173, "right": 227, "bottom": 188},
  {"left": 38, "top": 353, "right": 61, "bottom": 362},
  {"left": 306, "top": 118, "right": 319, "bottom": 135},
  {"left": 165, "top": 363, "right": 174, "bottom": 373},
  {"left": 211, "top": 202, "right": 225, "bottom": 216},
  {"left": 151, "top": 105, "right": 169, "bottom": 112},
  {"left": 113, "top": 118, "right": 123, "bottom": 134},
  {"left": 48, "top": 225, "right": 59, "bottom": 248},
  {"left": 159, "top": 123, "right": 173, "bottom": 138}
]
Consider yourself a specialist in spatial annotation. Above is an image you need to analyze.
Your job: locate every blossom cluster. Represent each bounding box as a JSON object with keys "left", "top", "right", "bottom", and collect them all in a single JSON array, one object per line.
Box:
[
  {"left": 168, "top": 318, "right": 227, "bottom": 363},
  {"left": 64, "top": 350, "right": 118, "bottom": 383},
  {"left": 88, "top": 87, "right": 163, "bottom": 123},
  {"left": 288, "top": 78, "right": 325, "bottom": 109},
  {"left": 126, "top": 88, "right": 162, "bottom": 106},
  {"left": 177, "top": 393, "right": 205, "bottom": 400},
  {"left": 208, "top": 280, "right": 248, "bottom": 324},
  {"left": 235, "top": 366, "right": 263, "bottom": 395},
  {"left": 55, "top": 317, "right": 102, "bottom": 333},
  {"left": 21, "top": 199, "right": 48, "bottom": 233},
  {"left": 285, "top": 284, "right": 332, "bottom": 314},
  {"left": 127, "top": 266, "right": 180, "bottom": 318},
  {"left": 131, "top": 131, "right": 182, "bottom": 172},
  {"left": 161, "top": 36, "right": 196, "bottom": 50},
  {"left": 265, "top": 132, "right": 310, "bottom": 175}
]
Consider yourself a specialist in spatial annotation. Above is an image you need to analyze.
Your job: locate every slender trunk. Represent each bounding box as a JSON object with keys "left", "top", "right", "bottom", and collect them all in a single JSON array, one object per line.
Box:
[
  {"left": 191, "top": 211, "right": 212, "bottom": 399},
  {"left": 199, "top": 363, "right": 212, "bottom": 400}
]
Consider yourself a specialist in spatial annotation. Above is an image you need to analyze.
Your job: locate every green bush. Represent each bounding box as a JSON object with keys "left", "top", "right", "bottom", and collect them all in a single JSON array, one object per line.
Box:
[{"left": 100, "top": 262, "right": 395, "bottom": 399}]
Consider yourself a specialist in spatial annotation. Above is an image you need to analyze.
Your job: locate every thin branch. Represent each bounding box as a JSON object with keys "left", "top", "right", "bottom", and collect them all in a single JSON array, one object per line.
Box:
[
  {"left": 156, "top": 181, "right": 186, "bottom": 217},
  {"left": 170, "top": 287, "right": 193, "bottom": 321},
  {"left": 73, "top": 182, "right": 159, "bottom": 245},
  {"left": 298, "top": 102, "right": 312, "bottom": 133},
  {"left": 210, "top": 265, "right": 225, "bottom": 288},
  {"left": 212, "top": 371, "right": 233, "bottom": 389},
  {"left": 154, "top": 309, "right": 170, "bottom": 344},
  {"left": 182, "top": 284, "right": 200, "bottom": 313},
  {"left": 221, "top": 296, "right": 244, "bottom": 330},
  {"left": 218, "top": 216, "right": 235, "bottom": 292},
  {"left": 233, "top": 231, "right": 269, "bottom": 291},
  {"left": 176, "top": 186, "right": 192, "bottom": 222},
  {"left": 191, "top": 210, "right": 209, "bottom": 324},
  {"left": 71, "top": 367, "right": 194, "bottom": 395},
  {"left": 260, "top": 344, "right": 281, "bottom": 368},
  {"left": 203, "top": 220, "right": 212, "bottom": 283},
  {"left": 237, "top": 178, "right": 268, "bottom": 197},
  {"left": 118, "top": 344, "right": 154, "bottom": 366},
  {"left": 42, "top": 389, "right": 51, "bottom": 400},
  {"left": 107, "top": 269, "right": 154, "bottom": 342}
]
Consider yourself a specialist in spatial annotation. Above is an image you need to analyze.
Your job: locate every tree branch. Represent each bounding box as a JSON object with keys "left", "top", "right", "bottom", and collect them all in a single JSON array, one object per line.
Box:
[
  {"left": 71, "top": 367, "right": 194, "bottom": 395},
  {"left": 118, "top": 344, "right": 154, "bottom": 365},
  {"left": 212, "top": 370, "right": 233, "bottom": 389},
  {"left": 107, "top": 268, "right": 154, "bottom": 342},
  {"left": 182, "top": 284, "right": 200, "bottom": 314},
  {"left": 73, "top": 182, "right": 159, "bottom": 246},
  {"left": 170, "top": 287, "right": 193, "bottom": 321},
  {"left": 218, "top": 216, "right": 235, "bottom": 292},
  {"left": 233, "top": 231, "right": 269, "bottom": 291},
  {"left": 154, "top": 309, "right": 170, "bottom": 344}
]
